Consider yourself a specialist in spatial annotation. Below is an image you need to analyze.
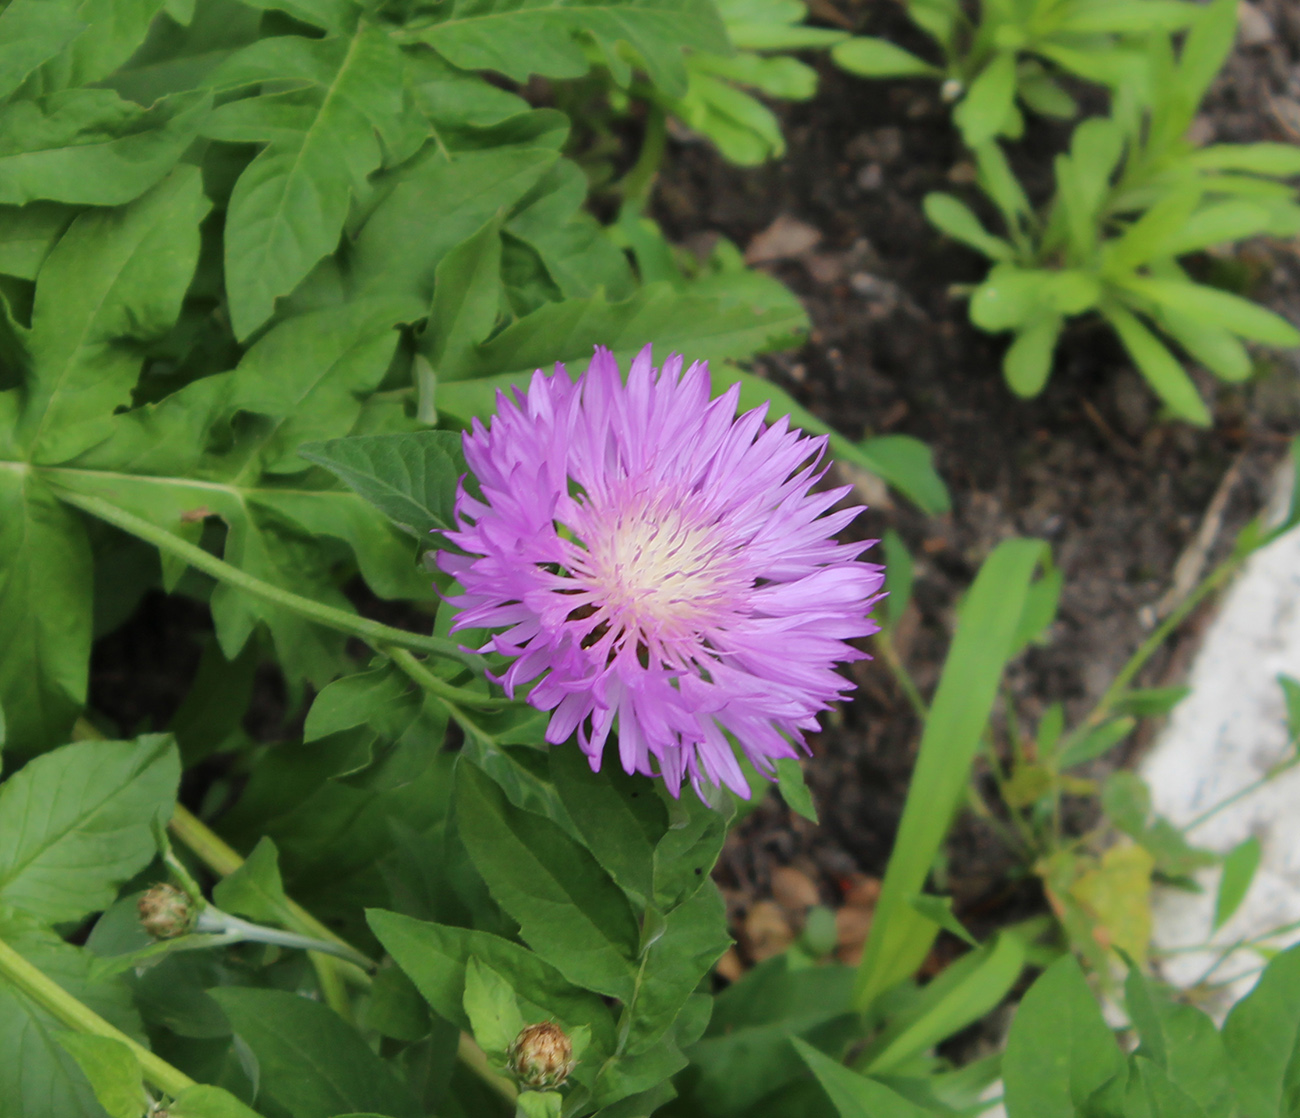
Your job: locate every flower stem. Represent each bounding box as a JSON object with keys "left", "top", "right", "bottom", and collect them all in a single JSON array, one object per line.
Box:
[
  {"left": 873, "top": 629, "right": 928, "bottom": 720},
  {"left": 52, "top": 487, "right": 472, "bottom": 668},
  {"left": 169, "top": 805, "right": 377, "bottom": 998},
  {"left": 384, "top": 644, "right": 515, "bottom": 708},
  {"left": 0, "top": 935, "right": 195, "bottom": 1099}
]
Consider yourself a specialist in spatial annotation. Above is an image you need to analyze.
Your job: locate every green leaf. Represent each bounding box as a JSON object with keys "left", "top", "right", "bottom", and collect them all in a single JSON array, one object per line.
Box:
[
  {"left": 1004, "top": 315, "right": 1063, "bottom": 397},
  {"left": 237, "top": 0, "right": 355, "bottom": 33},
  {"left": 923, "top": 192, "right": 1015, "bottom": 260},
  {"left": 1222, "top": 942, "right": 1300, "bottom": 1118},
  {"left": 908, "top": 894, "right": 978, "bottom": 949},
  {"left": 223, "top": 298, "right": 419, "bottom": 476},
  {"left": 1054, "top": 0, "right": 1196, "bottom": 33},
  {"left": 53, "top": 1034, "right": 143, "bottom": 1118},
  {"left": 1175, "top": 0, "right": 1238, "bottom": 121},
  {"left": 205, "top": 26, "right": 423, "bottom": 338},
  {"left": 209, "top": 987, "right": 422, "bottom": 1118},
  {"left": 1113, "top": 686, "right": 1190, "bottom": 717},
  {"left": 1106, "top": 190, "right": 1204, "bottom": 272},
  {"left": 1124, "top": 963, "right": 1233, "bottom": 1117},
  {"left": 1158, "top": 310, "right": 1252, "bottom": 383},
  {"left": 685, "top": 956, "right": 856, "bottom": 1113},
  {"left": 974, "top": 141, "right": 1032, "bottom": 228},
  {"left": 776, "top": 757, "right": 818, "bottom": 823},
  {"left": 793, "top": 1037, "right": 935, "bottom": 1118},
  {"left": 864, "top": 930, "right": 1025, "bottom": 1075},
  {"left": 211, "top": 835, "right": 291, "bottom": 925},
  {"left": 0, "top": 0, "right": 85, "bottom": 102},
  {"left": 366, "top": 909, "right": 617, "bottom": 1059},
  {"left": 854, "top": 539, "right": 1045, "bottom": 1009},
  {"left": 350, "top": 144, "right": 560, "bottom": 304},
  {"left": 0, "top": 735, "right": 178, "bottom": 923},
  {"left": 168, "top": 1084, "right": 266, "bottom": 1118},
  {"left": 403, "top": 0, "right": 728, "bottom": 98},
  {"left": 856, "top": 434, "right": 952, "bottom": 516},
  {"left": 1002, "top": 956, "right": 1124, "bottom": 1117},
  {"left": 1103, "top": 305, "right": 1211, "bottom": 426},
  {"left": 831, "top": 37, "right": 940, "bottom": 78},
  {"left": 37, "top": 0, "right": 167, "bottom": 89},
  {"left": 1102, "top": 770, "right": 1151, "bottom": 837},
  {"left": 18, "top": 165, "right": 210, "bottom": 463},
  {"left": 549, "top": 743, "right": 663, "bottom": 909},
  {"left": 623, "top": 883, "right": 731, "bottom": 1053},
  {"left": 423, "top": 215, "right": 506, "bottom": 392},
  {"left": 463, "top": 958, "right": 526, "bottom": 1057},
  {"left": 1189, "top": 143, "right": 1300, "bottom": 176},
  {"left": 971, "top": 264, "right": 1048, "bottom": 332},
  {"left": 304, "top": 664, "right": 413, "bottom": 743},
  {"left": 0, "top": 201, "right": 73, "bottom": 280},
  {"left": 299, "top": 430, "right": 467, "bottom": 538},
  {"left": 1056, "top": 717, "right": 1135, "bottom": 768},
  {"left": 881, "top": 528, "right": 913, "bottom": 631},
  {"left": 455, "top": 762, "right": 640, "bottom": 1000},
  {"left": 1214, "top": 836, "right": 1261, "bottom": 931},
  {"left": 0, "top": 913, "right": 145, "bottom": 1118},
  {"left": 0, "top": 90, "right": 208, "bottom": 207},
  {"left": 0, "top": 469, "right": 92, "bottom": 758},
  {"left": 954, "top": 51, "right": 1017, "bottom": 148},
  {"left": 1280, "top": 673, "right": 1300, "bottom": 744},
  {"left": 434, "top": 284, "right": 807, "bottom": 421},
  {"left": 1120, "top": 276, "right": 1300, "bottom": 347},
  {"left": 517, "top": 1092, "right": 563, "bottom": 1118},
  {"left": 1157, "top": 200, "right": 1278, "bottom": 257}
]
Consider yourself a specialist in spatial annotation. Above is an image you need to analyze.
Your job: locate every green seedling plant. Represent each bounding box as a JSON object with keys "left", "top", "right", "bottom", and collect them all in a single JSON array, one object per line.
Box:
[
  {"left": 831, "top": 0, "right": 1200, "bottom": 148},
  {"left": 923, "top": 0, "right": 1300, "bottom": 422},
  {"left": 652, "top": 0, "right": 848, "bottom": 166}
]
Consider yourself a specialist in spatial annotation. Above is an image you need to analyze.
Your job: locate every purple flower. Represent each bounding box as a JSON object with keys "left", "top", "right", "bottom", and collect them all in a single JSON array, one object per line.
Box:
[{"left": 440, "top": 346, "right": 884, "bottom": 800}]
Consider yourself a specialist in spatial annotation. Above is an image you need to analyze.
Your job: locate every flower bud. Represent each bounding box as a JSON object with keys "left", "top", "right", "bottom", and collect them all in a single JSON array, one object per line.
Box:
[
  {"left": 508, "top": 1022, "right": 575, "bottom": 1090},
  {"left": 137, "top": 884, "right": 196, "bottom": 940}
]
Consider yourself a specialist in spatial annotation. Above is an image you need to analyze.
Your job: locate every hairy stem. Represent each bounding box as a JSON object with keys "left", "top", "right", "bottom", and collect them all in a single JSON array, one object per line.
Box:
[{"left": 0, "top": 935, "right": 195, "bottom": 1098}]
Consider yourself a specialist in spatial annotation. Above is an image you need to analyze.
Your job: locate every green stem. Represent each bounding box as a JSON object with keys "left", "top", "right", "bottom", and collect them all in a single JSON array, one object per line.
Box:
[
  {"left": 195, "top": 909, "right": 375, "bottom": 971},
  {"left": 385, "top": 645, "right": 514, "bottom": 709},
  {"left": 874, "top": 630, "right": 928, "bottom": 720},
  {"left": 0, "top": 935, "right": 195, "bottom": 1098},
  {"left": 1181, "top": 757, "right": 1299, "bottom": 835},
  {"left": 170, "top": 806, "right": 377, "bottom": 990},
  {"left": 53, "top": 487, "right": 472, "bottom": 668},
  {"left": 618, "top": 103, "right": 667, "bottom": 207}
]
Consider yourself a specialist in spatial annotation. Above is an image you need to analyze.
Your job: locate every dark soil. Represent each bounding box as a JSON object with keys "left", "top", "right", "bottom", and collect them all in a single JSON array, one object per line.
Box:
[{"left": 672, "top": 1, "right": 1300, "bottom": 955}]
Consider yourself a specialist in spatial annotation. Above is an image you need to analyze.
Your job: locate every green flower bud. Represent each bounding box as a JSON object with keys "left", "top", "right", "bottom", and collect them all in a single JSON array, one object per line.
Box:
[
  {"left": 508, "top": 1022, "right": 575, "bottom": 1090},
  {"left": 137, "top": 884, "right": 196, "bottom": 940}
]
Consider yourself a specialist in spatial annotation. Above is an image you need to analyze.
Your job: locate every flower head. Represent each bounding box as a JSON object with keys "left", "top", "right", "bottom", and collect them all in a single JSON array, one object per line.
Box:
[
  {"left": 138, "top": 883, "right": 196, "bottom": 939},
  {"left": 440, "top": 346, "right": 884, "bottom": 799},
  {"left": 508, "top": 1022, "right": 575, "bottom": 1090}
]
